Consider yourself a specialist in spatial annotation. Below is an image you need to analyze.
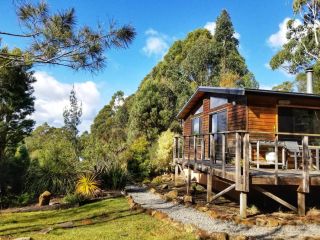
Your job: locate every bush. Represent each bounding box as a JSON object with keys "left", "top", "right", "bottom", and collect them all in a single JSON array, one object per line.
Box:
[
  {"left": 152, "top": 130, "right": 174, "bottom": 173},
  {"left": 76, "top": 174, "right": 100, "bottom": 197},
  {"left": 63, "top": 193, "right": 87, "bottom": 205},
  {"left": 101, "top": 163, "right": 129, "bottom": 190}
]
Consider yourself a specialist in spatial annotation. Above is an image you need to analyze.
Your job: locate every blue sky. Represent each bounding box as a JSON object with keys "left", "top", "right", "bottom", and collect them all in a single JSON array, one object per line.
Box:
[{"left": 0, "top": 0, "right": 296, "bottom": 131}]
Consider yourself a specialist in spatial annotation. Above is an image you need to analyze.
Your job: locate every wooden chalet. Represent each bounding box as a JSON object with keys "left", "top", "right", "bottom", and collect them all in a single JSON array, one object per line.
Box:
[{"left": 173, "top": 86, "right": 320, "bottom": 218}]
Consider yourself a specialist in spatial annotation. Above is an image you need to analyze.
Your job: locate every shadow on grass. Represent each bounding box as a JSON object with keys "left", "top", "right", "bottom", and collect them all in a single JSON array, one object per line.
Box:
[
  {"left": 0, "top": 208, "right": 145, "bottom": 237},
  {"left": 0, "top": 197, "right": 131, "bottom": 236}
]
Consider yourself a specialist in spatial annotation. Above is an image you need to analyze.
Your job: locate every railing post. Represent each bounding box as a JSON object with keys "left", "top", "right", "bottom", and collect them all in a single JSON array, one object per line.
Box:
[
  {"left": 316, "top": 148, "right": 319, "bottom": 171},
  {"left": 257, "top": 140, "right": 260, "bottom": 169},
  {"left": 182, "top": 136, "right": 185, "bottom": 162},
  {"left": 235, "top": 132, "right": 242, "bottom": 191},
  {"left": 298, "top": 135, "right": 310, "bottom": 216},
  {"left": 193, "top": 135, "right": 197, "bottom": 170},
  {"left": 222, "top": 133, "right": 226, "bottom": 178},
  {"left": 302, "top": 136, "right": 310, "bottom": 193},
  {"left": 243, "top": 133, "right": 250, "bottom": 192},
  {"left": 177, "top": 136, "right": 181, "bottom": 160},
  {"left": 209, "top": 134, "right": 214, "bottom": 164},
  {"left": 274, "top": 134, "right": 279, "bottom": 185},
  {"left": 187, "top": 137, "right": 191, "bottom": 195}
]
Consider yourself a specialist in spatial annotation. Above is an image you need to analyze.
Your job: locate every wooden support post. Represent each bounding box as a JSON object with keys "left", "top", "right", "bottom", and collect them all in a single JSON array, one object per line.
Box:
[
  {"left": 194, "top": 136, "right": 197, "bottom": 171},
  {"left": 316, "top": 148, "right": 319, "bottom": 171},
  {"left": 297, "top": 136, "right": 309, "bottom": 216},
  {"left": 294, "top": 152, "right": 298, "bottom": 170},
  {"left": 173, "top": 137, "right": 178, "bottom": 162},
  {"left": 249, "top": 143, "right": 252, "bottom": 163},
  {"left": 182, "top": 136, "right": 185, "bottom": 163},
  {"left": 187, "top": 137, "right": 191, "bottom": 195},
  {"left": 243, "top": 133, "right": 250, "bottom": 192},
  {"left": 209, "top": 134, "right": 214, "bottom": 164},
  {"left": 201, "top": 137, "right": 205, "bottom": 163},
  {"left": 240, "top": 192, "right": 247, "bottom": 219},
  {"left": 302, "top": 136, "right": 310, "bottom": 193},
  {"left": 282, "top": 147, "right": 286, "bottom": 169},
  {"left": 222, "top": 133, "right": 226, "bottom": 178},
  {"left": 213, "top": 134, "right": 216, "bottom": 164},
  {"left": 235, "top": 132, "right": 242, "bottom": 191},
  {"left": 298, "top": 192, "right": 306, "bottom": 216},
  {"left": 274, "top": 135, "right": 279, "bottom": 185},
  {"left": 257, "top": 141, "right": 260, "bottom": 169},
  {"left": 207, "top": 169, "right": 213, "bottom": 203},
  {"left": 177, "top": 137, "right": 180, "bottom": 161},
  {"left": 174, "top": 164, "right": 179, "bottom": 186}
]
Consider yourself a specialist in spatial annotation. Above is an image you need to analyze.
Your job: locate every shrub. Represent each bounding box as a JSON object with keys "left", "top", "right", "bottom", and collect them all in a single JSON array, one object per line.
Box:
[
  {"left": 101, "top": 163, "right": 128, "bottom": 190},
  {"left": 152, "top": 130, "right": 174, "bottom": 173},
  {"left": 76, "top": 174, "right": 100, "bottom": 197},
  {"left": 63, "top": 193, "right": 87, "bottom": 205}
]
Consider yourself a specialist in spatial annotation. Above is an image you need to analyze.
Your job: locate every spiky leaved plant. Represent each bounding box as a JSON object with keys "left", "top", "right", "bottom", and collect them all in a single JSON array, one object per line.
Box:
[{"left": 76, "top": 174, "right": 100, "bottom": 198}]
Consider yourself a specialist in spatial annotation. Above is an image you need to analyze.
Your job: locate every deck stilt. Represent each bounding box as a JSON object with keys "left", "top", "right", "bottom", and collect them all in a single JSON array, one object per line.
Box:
[
  {"left": 240, "top": 192, "right": 247, "bottom": 219},
  {"left": 297, "top": 191, "right": 306, "bottom": 216},
  {"left": 207, "top": 169, "right": 213, "bottom": 202},
  {"left": 174, "top": 164, "right": 179, "bottom": 186}
]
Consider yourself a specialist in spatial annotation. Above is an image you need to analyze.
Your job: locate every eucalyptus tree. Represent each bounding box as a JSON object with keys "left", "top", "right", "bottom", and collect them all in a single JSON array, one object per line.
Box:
[{"left": 270, "top": 0, "right": 320, "bottom": 74}]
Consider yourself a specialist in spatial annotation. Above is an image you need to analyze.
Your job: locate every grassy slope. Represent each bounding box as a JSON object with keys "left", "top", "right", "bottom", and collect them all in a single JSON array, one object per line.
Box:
[{"left": 0, "top": 197, "right": 196, "bottom": 240}]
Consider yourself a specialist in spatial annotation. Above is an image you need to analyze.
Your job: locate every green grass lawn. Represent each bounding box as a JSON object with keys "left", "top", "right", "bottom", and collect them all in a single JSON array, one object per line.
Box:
[{"left": 0, "top": 197, "right": 196, "bottom": 240}]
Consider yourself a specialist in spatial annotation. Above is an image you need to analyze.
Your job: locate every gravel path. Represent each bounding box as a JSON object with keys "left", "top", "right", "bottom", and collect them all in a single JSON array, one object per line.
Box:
[{"left": 126, "top": 186, "right": 320, "bottom": 239}]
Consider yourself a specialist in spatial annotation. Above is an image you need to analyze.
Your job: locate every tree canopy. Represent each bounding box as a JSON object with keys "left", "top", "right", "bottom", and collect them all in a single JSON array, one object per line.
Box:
[{"left": 0, "top": 1, "right": 136, "bottom": 71}]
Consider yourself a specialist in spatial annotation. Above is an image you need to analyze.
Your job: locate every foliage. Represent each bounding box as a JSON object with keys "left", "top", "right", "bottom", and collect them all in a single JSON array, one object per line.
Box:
[
  {"left": 0, "top": 2, "right": 136, "bottom": 71},
  {"left": 0, "top": 57, "right": 35, "bottom": 198},
  {"left": 129, "top": 81, "right": 176, "bottom": 142},
  {"left": 270, "top": 0, "right": 320, "bottom": 74},
  {"left": 272, "top": 81, "right": 295, "bottom": 92},
  {"left": 100, "top": 163, "right": 129, "bottom": 190},
  {"left": 127, "top": 135, "right": 150, "bottom": 180},
  {"left": 76, "top": 174, "right": 100, "bottom": 197},
  {"left": 152, "top": 130, "right": 175, "bottom": 173},
  {"left": 63, "top": 192, "right": 87, "bottom": 205},
  {"left": 25, "top": 124, "right": 78, "bottom": 195},
  {"left": 63, "top": 86, "right": 82, "bottom": 158}
]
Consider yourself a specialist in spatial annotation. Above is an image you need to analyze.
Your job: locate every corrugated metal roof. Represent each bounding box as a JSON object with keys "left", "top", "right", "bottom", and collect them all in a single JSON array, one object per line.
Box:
[{"left": 177, "top": 86, "right": 320, "bottom": 119}]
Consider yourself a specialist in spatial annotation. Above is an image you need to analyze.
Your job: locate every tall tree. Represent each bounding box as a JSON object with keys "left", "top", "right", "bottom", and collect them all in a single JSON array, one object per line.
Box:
[
  {"left": 0, "top": 58, "right": 35, "bottom": 194},
  {"left": 0, "top": 1, "right": 135, "bottom": 71},
  {"left": 63, "top": 86, "right": 82, "bottom": 158},
  {"left": 270, "top": 0, "right": 320, "bottom": 74}
]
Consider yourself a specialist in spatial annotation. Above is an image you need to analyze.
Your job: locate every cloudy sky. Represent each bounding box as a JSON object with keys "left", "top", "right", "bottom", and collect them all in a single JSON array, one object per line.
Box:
[{"left": 0, "top": 0, "right": 297, "bottom": 132}]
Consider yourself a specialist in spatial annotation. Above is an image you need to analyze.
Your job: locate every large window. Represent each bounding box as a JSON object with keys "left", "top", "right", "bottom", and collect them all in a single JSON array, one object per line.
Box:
[
  {"left": 210, "top": 110, "right": 227, "bottom": 159},
  {"left": 210, "top": 97, "right": 228, "bottom": 109},
  {"left": 278, "top": 107, "right": 320, "bottom": 134},
  {"left": 210, "top": 110, "right": 227, "bottom": 133},
  {"left": 192, "top": 117, "right": 202, "bottom": 135}
]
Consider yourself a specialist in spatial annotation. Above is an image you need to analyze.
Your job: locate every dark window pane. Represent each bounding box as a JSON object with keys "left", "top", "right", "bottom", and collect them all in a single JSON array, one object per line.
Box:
[
  {"left": 210, "top": 97, "right": 228, "bottom": 109},
  {"left": 192, "top": 117, "right": 202, "bottom": 135}
]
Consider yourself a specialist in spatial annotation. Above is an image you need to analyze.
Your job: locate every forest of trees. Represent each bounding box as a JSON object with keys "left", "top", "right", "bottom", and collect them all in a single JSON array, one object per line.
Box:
[{"left": 2, "top": 0, "right": 318, "bottom": 208}]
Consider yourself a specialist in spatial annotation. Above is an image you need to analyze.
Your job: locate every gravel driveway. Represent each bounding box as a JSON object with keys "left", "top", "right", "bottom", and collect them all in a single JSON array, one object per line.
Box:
[{"left": 126, "top": 185, "right": 320, "bottom": 239}]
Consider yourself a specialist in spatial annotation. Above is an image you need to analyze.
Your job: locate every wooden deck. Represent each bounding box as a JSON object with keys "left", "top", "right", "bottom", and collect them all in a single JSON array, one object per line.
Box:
[{"left": 173, "top": 131, "right": 320, "bottom": 218}]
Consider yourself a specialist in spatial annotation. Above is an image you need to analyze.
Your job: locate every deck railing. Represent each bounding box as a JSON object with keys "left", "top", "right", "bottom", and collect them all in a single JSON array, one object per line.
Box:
[{"left": 173, "top": 130, "right": 320, "bottom": 193}]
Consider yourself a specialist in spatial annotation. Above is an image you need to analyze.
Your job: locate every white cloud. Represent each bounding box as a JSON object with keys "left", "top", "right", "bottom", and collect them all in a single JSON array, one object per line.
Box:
[
  {"left": 32, "top": 71, "right": 101, "bottom": 133},
  {"left": 204, "top": 21, "right": 216, "bottom": 35},
  {"left": 142, "top": 28, "right": 169, "bottom": 57},
  {"left": 267, "top": 17, "right": 302, "bottom": 48},
  {"left": 204, "top": 21, "right": 240, "bottom": 39}
]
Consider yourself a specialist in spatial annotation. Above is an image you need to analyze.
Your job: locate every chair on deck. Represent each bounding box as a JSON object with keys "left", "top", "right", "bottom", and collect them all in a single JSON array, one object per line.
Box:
[{"left": 283, "top": 141, "right": 301, "bottom": 170}]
